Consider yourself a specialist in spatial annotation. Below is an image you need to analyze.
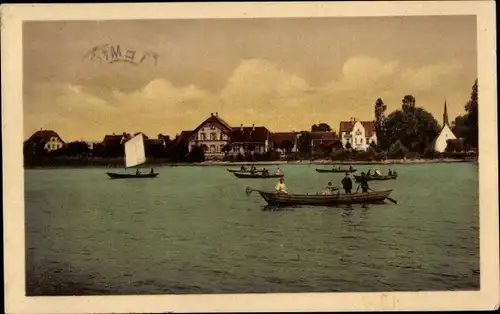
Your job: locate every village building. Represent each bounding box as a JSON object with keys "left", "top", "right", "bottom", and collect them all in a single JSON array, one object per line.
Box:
[
  {"left": 272, "top": 132, "right": 299, "bottom": 156},
  {"left": 26, "top": 129, "right": 65, "bottom": 152},
  {"left": 339, "top": 118, "right": 377, "bottom": 151},
  {"left": 434, "top": 100, "right": 458, "bottom": 153},
  {"left": 177, "top": 113, "right": 273, "bottom": 159},
  {"left": 310, "top": 131, "right": 339, "bottom": 154}
]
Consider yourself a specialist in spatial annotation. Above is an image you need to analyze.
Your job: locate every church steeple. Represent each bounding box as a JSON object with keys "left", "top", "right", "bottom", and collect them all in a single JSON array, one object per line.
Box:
[{"left": 443, "top": 99, "right": 449, "bottom": 127}]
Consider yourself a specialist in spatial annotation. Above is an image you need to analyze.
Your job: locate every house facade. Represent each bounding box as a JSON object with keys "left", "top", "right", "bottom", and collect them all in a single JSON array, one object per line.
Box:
[
  {"left": 27, "top": 130, "right": 65, "bottom": 152},
  {"left": 272, "top": 132, "right": 299, "bottom": 155},
  {"left": 434, "top": 101, "right": 457, "bottom": 152},
  {"left": 339, "top": 118, "right": 377, "bottom": 151},
  {"left": 179, "top": 113, "right": 273, "bottom": 159},
  {"left": 310, "top": 131, "right": 339, "bottom": 154}
]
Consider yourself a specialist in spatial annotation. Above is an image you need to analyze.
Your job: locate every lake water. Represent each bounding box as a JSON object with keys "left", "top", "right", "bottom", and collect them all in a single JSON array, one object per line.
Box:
[{"left": 25, "top": 163, "right": 480, "bottom": 295}]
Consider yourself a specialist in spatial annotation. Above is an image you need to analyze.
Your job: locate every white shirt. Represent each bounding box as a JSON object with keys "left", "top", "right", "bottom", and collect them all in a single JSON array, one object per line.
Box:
[
  {"left": 275, "top": 182, "right": 288, "bottom": 193},
  {"left": 276, "top": 169, "right": 283, "bottom": 175}
]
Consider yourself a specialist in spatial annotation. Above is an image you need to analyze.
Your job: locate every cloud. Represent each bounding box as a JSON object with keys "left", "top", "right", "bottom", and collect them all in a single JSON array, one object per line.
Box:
[{"left": 24, "top": 57, "right": 469, "bottom": 141}]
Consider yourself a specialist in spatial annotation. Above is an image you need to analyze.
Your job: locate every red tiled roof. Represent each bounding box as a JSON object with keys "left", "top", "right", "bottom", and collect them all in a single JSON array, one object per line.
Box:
[
  {"left": 339, "top": 121, "right": 376, "bottom": 137},
  {"left": 28, "top": 130, "right": 64, "bottom": 143},
  {"left": 310, "top": 131, "right": 338, "bottom": 141},
  {"left": 230, "top": 126, "right": 271, "bottom": 143},
  {"left": 176, "top": 130, "right": 193, "bottom": 144},
  {"left": 192, "top": 114, "right": 233, "bottom": 134},
  {"left": 271, "top": 132, "right": 298, "bottom": 145}
]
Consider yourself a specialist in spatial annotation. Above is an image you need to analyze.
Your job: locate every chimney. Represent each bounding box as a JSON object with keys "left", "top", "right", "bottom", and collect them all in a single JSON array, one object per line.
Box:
[
  {"left": 215, "top": 112, "right": 218, "bottom": 116},
  {"left": 240, "top": 124, "right": 243, "bottom": 132},
  {"left": 210, "top": 112, "right": 214, "bottom": 116},
  {"left": 252, "top": 124, "right": 255, "bottom": 131}
]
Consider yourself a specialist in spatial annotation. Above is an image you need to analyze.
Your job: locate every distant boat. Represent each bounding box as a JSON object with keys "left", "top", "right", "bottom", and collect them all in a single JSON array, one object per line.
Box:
[
  {"left": 227, "top": 168, "right": 265, "bottom": 173},
  {"left": 106, "top": 133, "right": 159, "bottom": 179},
  {"left": 315, "top": 168, "right": 357, "bottom": 173},
  {"left": 353, "top": 174, "right": 397, "bottom": 182},
  {"left": 233, "top": 172, "right": 284, "bottom": 179}
]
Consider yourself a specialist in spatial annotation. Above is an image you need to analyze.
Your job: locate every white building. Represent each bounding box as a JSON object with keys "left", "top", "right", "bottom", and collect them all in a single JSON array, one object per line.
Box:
[
  {"left": 339, "top": 118, "right": 377, "bottom": 151},
  {"left": 434, "top": 101, "right": 457, "bottom": 152}
]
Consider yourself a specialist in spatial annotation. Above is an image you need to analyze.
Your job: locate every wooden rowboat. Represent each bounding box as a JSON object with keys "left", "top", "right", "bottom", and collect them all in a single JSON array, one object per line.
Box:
[
  {"left": 106, "top": 172, "right": 159, "bottom": 179},
  {"left": 246, "top": 187, "right": 394, "bottom": 206},
  {"left": 227, "top": 168, "right": 264, "bottom": 173},
  {"left": 354, "top": 174, "right": 397, "bottom": 181},
  {"left": 315, "top": 168, "right": 357, "bottom": 173},
  {"left": 233, "top": 172, "right": 284, "bottom": 179}
]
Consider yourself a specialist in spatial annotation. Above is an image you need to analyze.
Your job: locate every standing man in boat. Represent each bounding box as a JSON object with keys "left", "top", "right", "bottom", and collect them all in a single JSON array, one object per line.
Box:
[
  {"left": 241, "top": 165, "right": 247, "bottom": 171},
  {"left": 136, "top": 168, "right": 141, "bottom": 175},
  {"left": 150, "top": 168, "right": 154, "bottom": 175},
  {"left": 275, "top": 178, "right": 288, "bottom": 194},
  {"left": 341, "top": 173, "right": 353, "bottom": 194},
  {"left": 356, "top": 172, "right": 370, "bottom": 193}
]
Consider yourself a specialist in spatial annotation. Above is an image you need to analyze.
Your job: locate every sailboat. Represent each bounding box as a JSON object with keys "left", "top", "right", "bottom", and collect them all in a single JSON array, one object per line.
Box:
[{"left": 106, "top": 133, "right": 159, "bottom": 179}]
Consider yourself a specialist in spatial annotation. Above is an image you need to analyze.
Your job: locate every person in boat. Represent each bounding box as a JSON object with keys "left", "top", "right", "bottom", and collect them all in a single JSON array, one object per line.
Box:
[
  {"left": 275, "top": 167, "right": 283, "bottom": 175},
  {"left": 374, "top": 168, "right": 382, "bottom": 176},
  {"left": 367, "top": 169, "right": 372, "bottom": 176},
  {"left": 262, "top": 168, "right": 270, "bottom": 177},
  {"left": 240, "top": 165, "right": 247, "bottom": 171},
  {"left": 321, "top": 182, "right": 335, "bottom": 195},
  {"left": 136, "top": 169, "right": 141, "bottom": 175},
  {"left": 150, "top": 168, "right": 154, "bottom": 175},
  {"left": 388, "top": 169, "right": 393, "bottom": 176},
  {"left": 356, "top": 172, "right": 370, "bottom": 193},
  {"left": 341, "top": 173, "right": 353, "bottom": 194},
  {"left": 349, "top": 165, "right": 353, "bottom": 171},
  {"left": 275, "top": 178, "right": 288, "bottom": 194}
]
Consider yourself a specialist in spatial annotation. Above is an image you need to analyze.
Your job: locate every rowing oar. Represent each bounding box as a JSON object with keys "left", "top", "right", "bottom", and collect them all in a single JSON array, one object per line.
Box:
[
  {"left": 245, "top": 186, "right": 256, "bottom": 196},
  {"left": 367, "top": 187, "right": 398, "bottom": 204}
]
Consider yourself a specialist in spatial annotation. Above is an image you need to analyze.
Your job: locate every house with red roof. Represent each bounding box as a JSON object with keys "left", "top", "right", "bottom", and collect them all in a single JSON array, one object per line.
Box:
[
  {"left": 26, "top": 129, "right": 65, "bottom": 152},
  {"left": 310, "top": 131, "right": 339, "bottom": 153},
  {"left": 177, "top": 112, "right": 273, "bottom": 159},
  {"left": 271, "top": 132, "right": 299, "bottom": 155},
  {"left": 339, "top": 118, "right": 377, "bottom": 151}
]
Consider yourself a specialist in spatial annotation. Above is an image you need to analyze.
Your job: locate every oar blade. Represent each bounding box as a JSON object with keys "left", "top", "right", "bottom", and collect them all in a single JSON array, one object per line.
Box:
[{"left": 245, "top": 186, "right": 254, "bottom": 196}]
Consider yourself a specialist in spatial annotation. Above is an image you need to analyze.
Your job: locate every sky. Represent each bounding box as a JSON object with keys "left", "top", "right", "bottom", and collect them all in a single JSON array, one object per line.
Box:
[{"left": 23, "top": 16, "right": 477, "bottom": 142}]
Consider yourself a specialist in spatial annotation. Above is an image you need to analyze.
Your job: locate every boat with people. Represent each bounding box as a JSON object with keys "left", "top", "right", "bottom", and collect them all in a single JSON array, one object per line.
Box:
[
  {"left": 246, "top": 187, "right": 394, "bottom": 206},
  {"left": 227, "top": 168, "right": 264, "bottom": 173},
  {"left": 233, "top": 172, "right": 284, "bottom": 179},
  {"left": 106, "top": 133, "right": 159, "bottom": 179},
  {"left": 353, "top": 174, "right": 397, "bottom": 181},
  {"left": 315, "top": 167, "right": 357, "bottom": 173}
]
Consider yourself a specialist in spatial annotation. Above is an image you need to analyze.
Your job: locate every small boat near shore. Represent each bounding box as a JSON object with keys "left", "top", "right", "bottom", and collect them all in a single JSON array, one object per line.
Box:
[
  {"left": 315, "top": 168, "right": 357, "bottom": 173},
  {"left": 354, "top": 174, "right": 397, "bottom": 181},
  {"left": 227, "top": 168, "right": 264, "bottom": 173},
  {"left": 106, "top": 172, "right": 159, "bottom": 179},
  {"left": 246, "top": 187, "right": 394, "bottom": 206},
  {"left": 233, "top": 172, "right": 284, "bottom": 179}
]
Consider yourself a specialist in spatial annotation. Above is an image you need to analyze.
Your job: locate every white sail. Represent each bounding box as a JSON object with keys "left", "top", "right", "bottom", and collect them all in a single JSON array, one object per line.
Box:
[{"left": 124, "top": 133, "right": 146, "bottom": 168}]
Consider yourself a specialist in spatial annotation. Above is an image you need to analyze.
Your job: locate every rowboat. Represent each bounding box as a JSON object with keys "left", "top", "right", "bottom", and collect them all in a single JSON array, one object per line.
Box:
[
  {"left": 227, "top": 168, "right": 264, "bottom": 173},
  {"left": 315, "top": 168, "right": 357, "bottom": 173},
  {"left": 354, "top": 174, "right": 397, "bottom": 181},
  {"left": 246, "top": 187, "right": 394, "bottom": 206},
  {"left": 105, "top": 133, "right": 159, "bottom": 179},
  {"left": 233, "top": 172, "right": 284, "bottom": 179},
  {"left": 106, "top": 172, "right": 159, "bottom": 179}
]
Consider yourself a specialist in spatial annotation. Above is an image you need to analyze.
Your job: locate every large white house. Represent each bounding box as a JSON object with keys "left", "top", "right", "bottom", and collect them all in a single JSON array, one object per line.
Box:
[
  {"left": 434, "top": 101, "right": 457, "bottom": 152},
  {"left": 339, "top": 118, "right": 377, "bottom": 151},
  {"left": 179, "top": 113, "right": 272, "bottom": 159}
]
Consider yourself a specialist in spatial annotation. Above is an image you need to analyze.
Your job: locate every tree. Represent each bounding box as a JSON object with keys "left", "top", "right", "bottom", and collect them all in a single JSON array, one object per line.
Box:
[
  {"left": 384, "top": 95, "right": 440, "bottom": 153},
  {"left": 311, "top": 123, "right": 332, "bottom": 132},
  {"left": 278, "top": 140, "right": 295, "bottom": 154},
  {"left": 186, "top": 145, "right": 205, "bottom": 162},
  {"left": 60, "top": 141, "right": 90, "bottom": 157},
  {"left": 374, "top": 98, "right": 389, "bottom": 150},
  {"left": 402, "top": 95, "right": 416, "bottom": 112},
  {"left": 332, "top": 140, "right": 343, "bottom": 151},
  {"left": 345, "top": 141, "right": 352, "bottom": 150},
  {"left": 297, "top": 131, "right": 312, "bottom": 154},
  {"left": 451, "top": 115, "right": 469, "bottom": 139},
  {"left": 388, "top": 140, "right": 409, "bottom": 158},
  {"left": 464, "top": 79, "right": 478, "bottom": 149}
]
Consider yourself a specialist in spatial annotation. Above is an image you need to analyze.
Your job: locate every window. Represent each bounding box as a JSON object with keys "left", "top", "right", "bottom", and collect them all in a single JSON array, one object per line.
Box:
[
  {"left": 210, "top": 133, "right": 216, "bottom": 141},
  {"left": 360, "top": 138, "right": 363, "bottom": 144},
  {"left": 220, "top": 145, "right": 225, "bottom": 152},
  {"left": 220, "top": 134, "right": 224, "bottom": 140},
  {"left": 200, "top": 133, "right": 206, "bottom": 141},
  {"left": 210, "top": 145, "right": 215, "bottom": 153},
  {"left": 210, "top": 124, "right": 215, "bottom": 130}
]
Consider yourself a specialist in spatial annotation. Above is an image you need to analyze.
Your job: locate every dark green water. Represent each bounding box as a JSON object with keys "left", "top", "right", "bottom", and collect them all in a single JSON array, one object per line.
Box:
[{"left": 25, "top": 163, "right": 479, "bottom": 295}]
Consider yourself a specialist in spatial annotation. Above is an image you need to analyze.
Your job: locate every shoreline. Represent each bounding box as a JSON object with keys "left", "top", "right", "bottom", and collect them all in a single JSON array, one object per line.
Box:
[{"left": 23, "top": 158, "right": 477, "bottom": 169}]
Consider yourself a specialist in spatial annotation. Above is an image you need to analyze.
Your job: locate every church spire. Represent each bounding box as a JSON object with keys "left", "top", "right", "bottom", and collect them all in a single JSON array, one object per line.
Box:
[{"left": 443, "top": 99, "right": 449, "bottom": 127}]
